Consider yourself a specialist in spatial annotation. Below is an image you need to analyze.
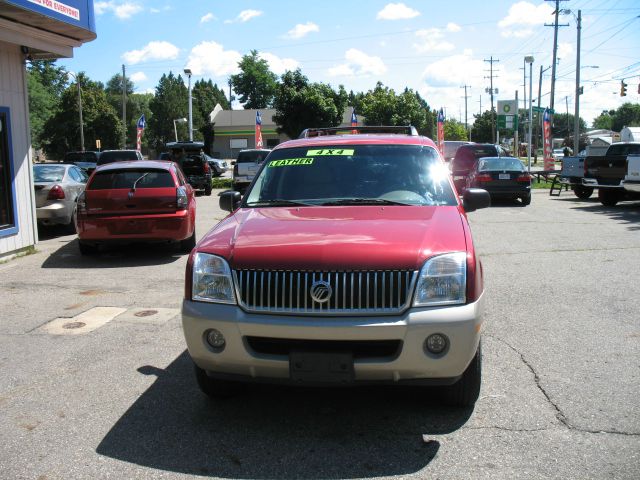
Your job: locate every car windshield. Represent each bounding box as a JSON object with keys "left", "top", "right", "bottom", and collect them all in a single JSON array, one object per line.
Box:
[
  {"left": 478, "top": 157, "right": 525, "bottom": 171},
  {"left": 244, "top": 144, "right": 457, "bottom": 207},
  {"left": 34, "top": 165, "right": 66, "bottom": 182},
  {"left": 88, "top": 169, "right": 174, "bottom": 190}
]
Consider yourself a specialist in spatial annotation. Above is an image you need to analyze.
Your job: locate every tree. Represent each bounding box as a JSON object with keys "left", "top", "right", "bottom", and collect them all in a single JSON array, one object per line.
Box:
[
  {"left": 610, "top": 103, "right": 640, "bottom": 131},
  {"left": 148, "top": 72, "right": 188, "bottom": 153},
  {"left": 443, "top": 119, "right": 468, "bottom": 140},
  {"left": 592, "top": 110, "right": 614, "bottom": 130},
  {"left": 230, "top": 50, "right": 278, "bottom": 109},
  {"left": 551, "top": 113, "right": 587, "bottom": 138},
  {"left": 273, "top": 70, "right": 348, "bottom": 139},
  {"left": 471, "top": 110, "right": 494, "bottom": 143},
  {"left": 104, "top": 73, "right": 140, "bottom": 148},
  {"left": 42, "top": 73, "right": 123, "bottom": 158}
]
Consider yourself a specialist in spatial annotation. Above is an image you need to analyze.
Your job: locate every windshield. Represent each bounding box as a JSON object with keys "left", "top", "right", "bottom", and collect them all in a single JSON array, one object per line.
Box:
[
  {"left": 478, "top": 157, "right": 525, "bottom": 171},
  {"left": 34, "top": 165, "right": 66, "bottom": 182},
  {"left": 244, "top": 144, "right": 457, "bottom": 207}
]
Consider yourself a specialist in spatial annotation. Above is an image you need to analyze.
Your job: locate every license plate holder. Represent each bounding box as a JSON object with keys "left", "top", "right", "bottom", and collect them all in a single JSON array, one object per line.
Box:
[
  {"left": 290, "top": 351, "right": 354, "bottom": 384},
  {"left": 499, "top": 173, "right": 511, "bottom": 180}
]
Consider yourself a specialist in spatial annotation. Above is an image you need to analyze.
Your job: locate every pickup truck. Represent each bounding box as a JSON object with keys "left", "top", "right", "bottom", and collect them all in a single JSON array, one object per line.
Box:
[
  {"left": 583, "top": 142, "right": 640, "bottom": 206},
  {"left": 621, "top": 155, "right": 640, "bottom": 194},
  {"left": 559, "top": 156, "right": 592, "bottom": 198}
]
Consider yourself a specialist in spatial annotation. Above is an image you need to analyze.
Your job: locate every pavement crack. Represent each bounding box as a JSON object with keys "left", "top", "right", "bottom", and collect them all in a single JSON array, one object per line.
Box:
[
  {"left": 464, "top": 425, "right": 552, "bottom": 433},
  {"left": 486, "top": 334, "right": 640, "bottom": 437}
]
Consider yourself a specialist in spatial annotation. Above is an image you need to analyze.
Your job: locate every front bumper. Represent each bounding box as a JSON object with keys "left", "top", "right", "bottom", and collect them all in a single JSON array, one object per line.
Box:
[{"left": 182, "top": 294, "right": 484, "bottom": 384}]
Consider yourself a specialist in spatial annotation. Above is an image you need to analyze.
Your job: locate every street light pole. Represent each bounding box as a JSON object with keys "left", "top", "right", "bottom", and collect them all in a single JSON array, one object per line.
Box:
[
  {"left": 184, "top": 68, "right": 193, "bottom": 141},
  {"left": 67, "top": 72, "right": 84, "bottom": 151},
  {"left": 574, "top": 9, "right": 582, "bottom": 154},
  {"left": 525, "top": 56, "right": 534, "bottom": 173},
  {"left": 173, "top": 118, "right": 187, "bottom": 142}
]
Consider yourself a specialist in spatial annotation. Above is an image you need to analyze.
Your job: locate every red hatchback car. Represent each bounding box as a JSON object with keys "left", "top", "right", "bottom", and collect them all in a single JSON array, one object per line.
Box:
[
  {"left": 76, "top": 160, "right": 196, "bottom": 255},
  {"left": 182, "top": 126, "right": 491, "bottom": 407}
]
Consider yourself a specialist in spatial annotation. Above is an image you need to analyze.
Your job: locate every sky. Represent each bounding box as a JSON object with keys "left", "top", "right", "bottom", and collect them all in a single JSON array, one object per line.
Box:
[{"left": 59, "top": 0, "right": 640, "bottom": 128}]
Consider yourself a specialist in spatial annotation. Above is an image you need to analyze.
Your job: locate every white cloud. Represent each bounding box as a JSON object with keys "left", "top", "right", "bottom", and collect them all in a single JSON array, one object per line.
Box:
[
  {"left": 376, "top": 2, "right": 420, "bottom": 20},
  {"left": 499, "top": 1, "right": 553, "bottom": 37},
  {"left": 557, "top": 42, "right": 574, "bottom": 62},
  {"left": 226, "top": 9, "right": 263, "bottom": 23},
  {"left": 130, "top": 71, "right": 147, "bottom": 83},
  {"left": 284, "top": 22, "right": 319, "bottom": 39},
  {"left": 446, "top": 22, "right": 461, "bottom": 33},
  {"left": 413, "top": 29, "right": 455, "bottom": 53},
  {"left": 122, "top": 41, "right": 179, "bottom": 65},
  {"left": 94, "top": 1, "right": 143, "bottom": 20},
  {"left": 200, "top": 13, "right": 216, "bottom": 23},
  {"left": 422, "top": 50, "right": 484, "bottom": 86},
  {"left": 328, "top": 49, "right": 386, "bottom": 77},
  {"left": 258, "top": 53, "right": 299, "bottom": 75},
  {"left": 185, "top": 41, "right": 242, "bottom": 77}
]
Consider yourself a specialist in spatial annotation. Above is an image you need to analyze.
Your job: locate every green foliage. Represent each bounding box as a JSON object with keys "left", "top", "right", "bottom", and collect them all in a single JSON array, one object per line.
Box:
[
  {"left": 148, "top": 72, "right": 188, "bottom": 153},
  {"left": 471, "top": 110, "right": 494, "bottom": 143},
  {"left": 42, "top": 73, "right": 123, "bottom": 158},
  {"left": 230, "top": 50, "right": 278, "bottom": 109},
  {"left": 193, "top": 79, "right": 229, "bottom": 145},
  {"left": 592, "top": 110, "right": 613, "bottom": 130},
  {"left": 591, "top": 104, "right": 640, "bottom": 131},
  {"left": 359, "top": 83, "right": 435, "bottom": 138},
  {"left": 551, "top": 113, "right": 587, "bottom": 138},
  {"left": 444, "top": 120, "right": 468, "bottom": 140},
  {"left": 273, "top": 70, "right": 348, "bottom": 139}
]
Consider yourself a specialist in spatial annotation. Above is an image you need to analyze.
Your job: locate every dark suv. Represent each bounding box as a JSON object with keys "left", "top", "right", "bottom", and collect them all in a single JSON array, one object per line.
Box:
[
  {"left": 165, "top": 142, "right": 213, "bottom": 196},
  {"left": 63, "top": 151, "right": 101, "bottom": 174},
  {"left": 96, "top": 150, "right": 143, "bottom": 166}
]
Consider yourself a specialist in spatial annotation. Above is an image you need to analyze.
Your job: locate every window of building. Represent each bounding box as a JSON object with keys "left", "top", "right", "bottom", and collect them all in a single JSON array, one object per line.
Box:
[{"left": 0, "top": 108, "right": 17, "bottom": 234}]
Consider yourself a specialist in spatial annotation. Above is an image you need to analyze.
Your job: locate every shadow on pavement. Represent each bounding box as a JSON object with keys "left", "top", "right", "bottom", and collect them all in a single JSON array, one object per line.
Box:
[
  {"left": 97, "top": 351, "right": 473, "bottom": 479},
  {"left": 572, "top": 201, "right": 640, "bottom": 231},
  {"left": 41, "top": 238, "right": 186, "bottom": 269}
]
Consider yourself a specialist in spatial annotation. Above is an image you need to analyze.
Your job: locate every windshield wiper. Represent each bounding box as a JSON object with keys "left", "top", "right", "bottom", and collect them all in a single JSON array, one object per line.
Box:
[
  {"left": 245, "top": 199, "right": 316, "bottom": 207},
  {"left": 321, "top": 198, "right": 413, "bottom": 206},
  {"left": 131, "top": 172, "right": 151, "bottom": 192}
]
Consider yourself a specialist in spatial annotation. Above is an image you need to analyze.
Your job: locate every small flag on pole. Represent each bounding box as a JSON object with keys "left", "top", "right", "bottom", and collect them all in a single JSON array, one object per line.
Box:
[
  {"left": 255, "top": 111, "right": 263, "bottom": 149},
  {"left": 437, "top": 108, "right": 445, "bottom": 157},
  {"left": 351, "top": 108, "right": 358, "bottom": 133},
  {"left": 136, "top": 114, "right": 146, "bottom": 152}
]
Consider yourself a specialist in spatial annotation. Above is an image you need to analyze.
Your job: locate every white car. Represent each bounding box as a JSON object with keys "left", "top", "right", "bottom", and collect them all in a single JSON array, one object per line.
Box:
[{"left": 552, "top": 148, "right": 569, "bottom": 162}]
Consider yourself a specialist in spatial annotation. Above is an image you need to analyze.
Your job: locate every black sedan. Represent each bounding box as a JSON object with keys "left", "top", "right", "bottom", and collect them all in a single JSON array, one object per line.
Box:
[{"left": 466, "top": 156, "right": 531, "bottom": 206}]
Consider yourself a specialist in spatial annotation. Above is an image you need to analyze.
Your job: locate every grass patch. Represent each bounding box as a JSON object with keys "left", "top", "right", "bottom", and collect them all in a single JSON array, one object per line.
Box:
[
  {"left": 531, "top": 178, "right": 556, "bottom": 189},
  {"left": 211, "top": 177, "right": 233, "bottom": 189},
  {"left": 0, "top": 246, "right": 37, "bottom": 264}
]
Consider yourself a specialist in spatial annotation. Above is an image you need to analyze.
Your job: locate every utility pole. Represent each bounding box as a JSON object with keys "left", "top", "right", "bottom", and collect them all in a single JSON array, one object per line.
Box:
[
  {"left": 514, "top": 90, "right": 519, "bottom": 157},
  {"left": 484, "top": 56, "right": 499, "bottom": 143},
  {"left": 122, "top": 64, "right": 127, "bottom": 148},
  {"left": 574, "top": 9, "right": 582, "bottom": 153},
  {"left": 545, "top": 0, "right": 569, "bottom": 113},
  {"left": 461, "top": 85, "right": 471, "bottom": 140}
]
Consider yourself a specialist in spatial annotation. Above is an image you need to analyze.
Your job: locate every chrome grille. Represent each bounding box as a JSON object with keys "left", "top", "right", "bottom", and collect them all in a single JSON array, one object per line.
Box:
[{"left": 234, "top": 270, "right": 418, "bottom": 315}]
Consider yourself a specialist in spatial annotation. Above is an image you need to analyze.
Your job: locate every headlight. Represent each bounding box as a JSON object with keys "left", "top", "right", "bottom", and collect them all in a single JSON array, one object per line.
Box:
[
  {"left": 413, "top": 252, "right": 467, "bottom": 307},
  {"left": 192, "top": 253, "right": 236, "bottom": 304}
]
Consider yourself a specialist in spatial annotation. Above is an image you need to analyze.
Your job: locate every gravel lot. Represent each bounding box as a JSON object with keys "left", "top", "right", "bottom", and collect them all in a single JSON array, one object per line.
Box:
[{"left": 0, "top": 189, "right": 638, "bottom": 479}]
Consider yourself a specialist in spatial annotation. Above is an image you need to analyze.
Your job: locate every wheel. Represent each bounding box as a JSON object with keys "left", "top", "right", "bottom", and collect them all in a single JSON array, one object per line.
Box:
[
  {"left": 194, "top": 364, "right": 241, "bottom": 399},
  {"left": 598, "top": 189, "right": 620, "bottom": 207},
  {"left": 78, "top": 241, "right": 98, "bottom": 255},
  {"left": 520, "top": 193, "right": 531, "bottom": 206},
  {"left": 65, "top": 204, "right": 78, "bottom": 234},
  {"left": 204, "top": 184, "right": 212, "bottom": 196},
  {"left": 180, "top": 230, "right": 196, "bottom": 253},
  {"left": 572, "top": 185, "right": 593, "bottom": 199},
  {"left": 440, "top": 341, "right": 482, "bottom": 407}
]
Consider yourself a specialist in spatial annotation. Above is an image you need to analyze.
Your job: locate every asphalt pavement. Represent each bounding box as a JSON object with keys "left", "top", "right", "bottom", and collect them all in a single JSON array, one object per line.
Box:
[{"left": 0, "top": 188, "right": 638, "bottom": 479}]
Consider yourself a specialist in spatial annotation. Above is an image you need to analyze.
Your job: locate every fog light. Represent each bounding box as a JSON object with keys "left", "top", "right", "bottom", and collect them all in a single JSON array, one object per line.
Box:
[
  {"left": 425, "top": 334, "right": 448, "bottom": 355},
  {"left": 206, "top": 329, "right": 226, "bottom": 349}
]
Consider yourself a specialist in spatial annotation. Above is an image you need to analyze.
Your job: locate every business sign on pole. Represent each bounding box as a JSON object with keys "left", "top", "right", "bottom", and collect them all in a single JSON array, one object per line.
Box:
[
  {"left": 497, "top": 100, "right": 517, "bottom": 116},
  {"left": 6, "top": 0, "right": 96, "bottom": 32}
]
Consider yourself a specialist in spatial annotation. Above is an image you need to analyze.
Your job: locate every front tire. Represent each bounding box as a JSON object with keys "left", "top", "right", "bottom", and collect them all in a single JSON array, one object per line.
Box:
[
  {"left": 440, "top": 341, "right": 482, "bottom": 407},
  {"left": 598, "top": 188, "right": 620, "bottom": 207},
  {"left": 572, "top": 185, "right": 593, "bottom": 199},
  {"left": 194, "top": 364, "right": 241, "bottom": 399}
]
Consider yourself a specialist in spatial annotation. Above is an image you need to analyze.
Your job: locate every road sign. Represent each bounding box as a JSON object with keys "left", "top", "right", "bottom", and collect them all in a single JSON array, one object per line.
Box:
[
  {"left": 96, "top": 139, "right": 101, "bottom": 149},
  {"left": 497, "top": 114, "right": 518, "bottom": 130},
  {"left": 498, "top": 100, "right": 517, "bottom": 115}
]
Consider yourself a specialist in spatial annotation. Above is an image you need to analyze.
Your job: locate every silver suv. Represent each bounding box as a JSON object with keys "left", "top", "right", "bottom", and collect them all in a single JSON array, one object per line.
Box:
[{"left": 232, "top": 149, "right": 271, "bottom": 192}]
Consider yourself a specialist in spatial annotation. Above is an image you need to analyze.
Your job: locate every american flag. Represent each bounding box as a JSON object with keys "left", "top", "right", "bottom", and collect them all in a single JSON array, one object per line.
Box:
[
  {"left": 136, "top": 114, "right": 146, "bottom": 152},
  {"left": 351, "top": 108, "right": 357, "bottom": 133},
  {"left": 255, "top": 111, "right": 263, "bottom": 149},
  {"left": 437, "top": 108, "right": 445, "bottom": 156}
]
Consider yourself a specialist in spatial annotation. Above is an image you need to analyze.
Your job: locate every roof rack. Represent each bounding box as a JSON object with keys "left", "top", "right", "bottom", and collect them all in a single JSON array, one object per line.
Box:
[{"left": 298, "top": 125, "right": 419, "bottom": 138}]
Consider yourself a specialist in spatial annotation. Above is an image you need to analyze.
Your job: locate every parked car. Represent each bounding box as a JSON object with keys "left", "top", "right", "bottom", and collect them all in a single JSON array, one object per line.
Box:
[
  {"left": 583, "top": 142, "right": 640, "bottom": 206},
  {"left": 33, "top": 164, "right": 89, "bottom": 232},
  {"left": 443, "top": 141, "right": 472, "bottom": 163},
  {"left": 205, "top": 154, "right": 227, "bottom": 177},
  {"left": 232, "top": 148, "right": 272, "bottom": 192},
  {"left": 552, "top": 148, "right": 570, "bottom": 162},
  {"left": 76, "top": 160, "right": 196, "bottom": 255},
  {"left": 63, "top": 151, "right": 100, "bottom": 174},
  {"left": 96, "top": 149, "right": 143, "bottom": 166},
  {"left": 450, "top": 143, "right": 503, "bottom": 193},
  {"left": 466, "top": 156, "right": 531, "bottom": 205},
  {"left": 164, "top": 142, "right": 213, "bottom": 196},
  {"left": 182, "top": 125, "right": 491, "bottom": 407}
]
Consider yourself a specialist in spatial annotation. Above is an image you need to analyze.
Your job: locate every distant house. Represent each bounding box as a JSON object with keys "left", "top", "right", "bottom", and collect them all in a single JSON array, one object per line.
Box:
[
  {"left": 620, "top": 127, "right": 640, "bottom": 142},
  {"left": 0, "top": 1, "right": 97, "bottom": 260},
  {"left": 210, "top": 107, "right": 360, "bottom": 159}
]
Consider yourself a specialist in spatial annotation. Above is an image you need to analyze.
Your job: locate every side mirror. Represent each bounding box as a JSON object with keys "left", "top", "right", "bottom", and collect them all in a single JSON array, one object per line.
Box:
[
  {"left": 462, "top": 188, "right": 491, "bottom": 212},
  {"left": 219, "top": 190, "right": 241, "bottom": 212}
]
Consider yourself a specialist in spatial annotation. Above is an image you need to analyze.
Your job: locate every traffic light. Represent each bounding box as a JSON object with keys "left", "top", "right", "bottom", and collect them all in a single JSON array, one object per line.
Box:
[{"left": 620, "top": 80, "right": 627, "bottom": 97}]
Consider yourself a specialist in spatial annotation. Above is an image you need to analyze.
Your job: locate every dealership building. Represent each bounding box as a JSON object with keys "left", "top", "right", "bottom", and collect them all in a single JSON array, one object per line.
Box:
[{"left": 0, "top": 0, "right": 96, "bottom": 259}]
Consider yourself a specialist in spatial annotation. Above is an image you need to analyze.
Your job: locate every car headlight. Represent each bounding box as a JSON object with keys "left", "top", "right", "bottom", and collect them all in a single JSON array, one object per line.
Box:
[
  {"left": 192, "top": 253, "right": 236, "bottom": 304},
  {"left": 413, "top": 252, "right": 467, "bottom": 307}
]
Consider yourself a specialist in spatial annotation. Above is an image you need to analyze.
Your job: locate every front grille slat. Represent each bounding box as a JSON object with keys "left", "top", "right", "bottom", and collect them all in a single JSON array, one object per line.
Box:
[{"left": 234, "top": 269, "right": 418, "bottom": 316}]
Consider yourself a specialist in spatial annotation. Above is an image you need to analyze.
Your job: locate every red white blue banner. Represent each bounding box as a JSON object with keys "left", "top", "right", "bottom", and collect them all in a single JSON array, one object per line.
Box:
[
  {"left": 437, "top": 108, "right": 445, "bottom": 156},
  {"left": 351, "top": 108, "right": 357, "bottom": 133},
  {"left": 543, "top": 109, "right": 554, "bottom": 170},
  {"left": 136, "top": 114, "right": 145, "bottom": 152},
  {"left": 255, "top": 111, "right": 263, "bottom": 149}
]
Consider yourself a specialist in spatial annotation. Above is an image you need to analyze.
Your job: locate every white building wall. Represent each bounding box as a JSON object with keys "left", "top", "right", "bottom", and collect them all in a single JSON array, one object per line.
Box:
[{"left": 0, "top": 41, "right": 38, "bottom": 258}]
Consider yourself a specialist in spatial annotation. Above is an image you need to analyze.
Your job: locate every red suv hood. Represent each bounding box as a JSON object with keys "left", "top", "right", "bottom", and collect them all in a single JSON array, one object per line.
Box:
[{"left": 198, "top": 206, "right": 467, "bottom": 271}]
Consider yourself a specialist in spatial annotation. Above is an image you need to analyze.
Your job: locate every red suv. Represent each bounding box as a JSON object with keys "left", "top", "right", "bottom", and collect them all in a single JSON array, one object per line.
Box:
[
  {"left": 76, "top": 161, "right": 196, "bottom": 254},
  {"left": 182, "top": 127, "right": 490, "bottom": 406}
]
